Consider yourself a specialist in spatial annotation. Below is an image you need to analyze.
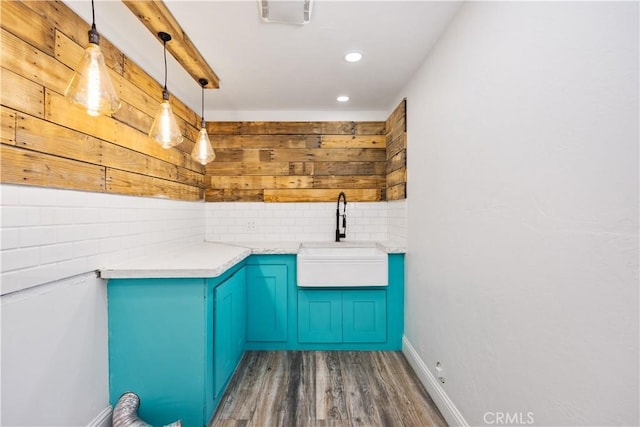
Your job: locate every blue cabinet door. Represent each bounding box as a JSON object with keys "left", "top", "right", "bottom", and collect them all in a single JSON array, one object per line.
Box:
[
  {"left": 343, "top": 290, "right": 386, "bottom": 343},
  {"left": 298, "top": 290, "right": 343, "bottom": 343},
  {"left": 246, "top": 264, "right": 288, "bottom": 342},
  {"left": 214, "top": 267, "right": 246, "bottom": 397},
  {"left": 233, "top": 267, "right": 246, "bottom": 366},
  {"left": 214, "top": 276, "right": 235, "bottom": 397}
]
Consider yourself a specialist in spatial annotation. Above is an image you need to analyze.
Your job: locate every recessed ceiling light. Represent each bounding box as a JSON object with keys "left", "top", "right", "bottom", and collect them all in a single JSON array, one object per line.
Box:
[
  {"left": 344, "top": 51, "right": 363, "bottom": 63},
  {"left": 337, "top": 95, "right": 349, "bottom": 102}
]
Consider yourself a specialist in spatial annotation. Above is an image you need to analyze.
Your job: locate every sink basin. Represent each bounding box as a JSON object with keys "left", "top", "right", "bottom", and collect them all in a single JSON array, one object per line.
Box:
[{"left": 297, "top": 242, "right": 388, "bottom": 287}]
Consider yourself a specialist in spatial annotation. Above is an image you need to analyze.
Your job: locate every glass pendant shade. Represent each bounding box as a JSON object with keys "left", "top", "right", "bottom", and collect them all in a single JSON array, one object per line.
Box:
[
  {"left": 65, "top": 5, "right": 121, "bottom": 118},
  {"left": 192, "top": 126, "right": 215, "bottom": 165},
  {"left": 149, "top": 96, "right": 183, "bottom": 148}
]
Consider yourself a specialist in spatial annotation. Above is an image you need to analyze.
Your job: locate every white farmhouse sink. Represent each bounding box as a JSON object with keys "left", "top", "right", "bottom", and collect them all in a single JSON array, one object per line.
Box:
[{"left": 297, "top": 242, "right": 388, "bottom": 287}]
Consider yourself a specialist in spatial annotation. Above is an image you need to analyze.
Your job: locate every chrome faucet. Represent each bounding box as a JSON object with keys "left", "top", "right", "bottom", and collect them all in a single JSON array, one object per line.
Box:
[{"left": 335, "top": 191, "right": 347, "bottom": 242}]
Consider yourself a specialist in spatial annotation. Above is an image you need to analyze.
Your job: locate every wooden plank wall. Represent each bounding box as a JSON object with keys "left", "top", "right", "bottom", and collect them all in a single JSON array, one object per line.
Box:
[
  {"left": 204, "top": 121, "right": 389, "bottom": 202},
  {"left": 385, "top": 99, "right": 407, "bottom": 200},
  {"left": 0, "top": 0, "right": 205, "bottom": 201}
]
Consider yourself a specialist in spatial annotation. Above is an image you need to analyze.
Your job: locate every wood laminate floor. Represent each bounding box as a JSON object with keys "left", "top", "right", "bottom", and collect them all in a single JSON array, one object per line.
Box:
[{"left": 210, "top": 351, "right": 448, "bottom": 427}]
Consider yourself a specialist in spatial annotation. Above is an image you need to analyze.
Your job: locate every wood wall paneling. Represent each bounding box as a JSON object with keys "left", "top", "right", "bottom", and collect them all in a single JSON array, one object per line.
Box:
[
  {"left": 205, "top": 189, "right": 265, "bottom": 202},
  {"left": 386, "top": 184, "right": 406, "bottom": 201},
  {"left": 0, "top": 67, "right": 45, "bottom": 118},
  {"left": 106, "top": 169, "right": 201, "bottom": 201},
  {"left": 1, "top": 144, "right": 105, "bottom": 192},
  {"left": 320, "top": 135, "right": 386, "bottom": 148},
  {"left": 264, "top": 189, "right": 381, "bottom": 203},
  {"left": 385, "top": 99, "right": 407, "bottom": 200},
  {"left": 1, "top": 106, "right": 17, "bottom": 145},
  {"left": 0, "top": 0, "right": 55, "bottom": 56},
  {"left": 1, "top": 28, "right": 70, "bottom": 96},
  {"left": 205, "top": 122, "right": 389, "bottom": 202},
  {"left": 207, "top": 121, "right": 385, "bottom": 136},
  {"left": 0, "top": 0, "right": 205, "bottom": 201}
]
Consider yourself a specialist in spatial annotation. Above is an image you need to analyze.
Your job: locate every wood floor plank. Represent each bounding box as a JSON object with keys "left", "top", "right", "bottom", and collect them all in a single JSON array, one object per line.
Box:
[
  {"left": 210, "top": 351, "right": 448, "bottom": 427},
  {"left": 338, "top": 351, "right": 383, "bottom": 426},
  {"left": 248, "top": 351, "right": 291, "bottom": 426},
  {"left": 369, "top": 351, "right": 446, "bottom": 426},
  {"left": 281, "top": 351, "right": 316, "bottom": 426},
  {"left": 214, "top": 351, "right": 267, "bottom": 423},
  {"left": 315, "top": 351, "right": 348, "bottom": 423}
]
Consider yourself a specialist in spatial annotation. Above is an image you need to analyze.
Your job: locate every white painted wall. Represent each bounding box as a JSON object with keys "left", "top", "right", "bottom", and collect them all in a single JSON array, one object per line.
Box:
[
  {"left": 0, "top": 184, "right": 205, "bottom": 426},
  {"left": 1, "top": 273, "right": 108, "bottom": 426},
  {"left": 400, "top": 2, "right": 638, "bottom": 426}
]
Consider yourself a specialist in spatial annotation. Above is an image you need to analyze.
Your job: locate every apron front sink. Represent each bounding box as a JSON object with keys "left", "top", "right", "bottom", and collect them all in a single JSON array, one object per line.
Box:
[{"left": 296, "top": 242, "right": 388, "bottom": 287}]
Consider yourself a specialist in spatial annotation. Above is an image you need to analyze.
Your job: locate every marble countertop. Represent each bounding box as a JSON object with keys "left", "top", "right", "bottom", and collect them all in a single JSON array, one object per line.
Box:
[{"left": 100, "top": 240, "right": 406, "bottom": 279}]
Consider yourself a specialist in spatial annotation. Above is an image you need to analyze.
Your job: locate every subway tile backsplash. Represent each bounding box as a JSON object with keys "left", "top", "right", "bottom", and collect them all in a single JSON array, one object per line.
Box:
[
  {"left": 0, "top": 184, "right": 204, "bottom": 295},
  {"left": 1, "top": 184, "right": 407, "bottom": 294},
  {"left": 205, "top": 200, "right": 407, "bottom": 243}
]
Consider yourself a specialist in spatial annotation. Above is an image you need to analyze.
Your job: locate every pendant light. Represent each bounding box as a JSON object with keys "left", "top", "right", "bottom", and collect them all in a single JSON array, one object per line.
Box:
[
  {"left": 191, "top": 78, "right": 215, "bottom": 165},
  {"left": 64, "top": 0, "right": 121, "bottom": 117},
  {"left": 149, "top": 32, "right": 183, "bottom": 149}
]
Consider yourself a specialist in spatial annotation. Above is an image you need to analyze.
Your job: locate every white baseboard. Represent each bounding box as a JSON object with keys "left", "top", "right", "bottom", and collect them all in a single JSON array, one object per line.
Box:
[
  {"left": 87, "top": 406, "right": 112, "bottom": 427},
  {"left": 402, "top": 336, "right": 468, "bottom": 427}
]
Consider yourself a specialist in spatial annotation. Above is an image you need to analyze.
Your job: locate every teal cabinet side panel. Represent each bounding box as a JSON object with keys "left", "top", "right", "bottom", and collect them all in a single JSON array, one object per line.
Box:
[
  {"left": 214, "top": 277, "right": 235, "bottom": 397},
  {"left": 108, "top": 278, "right": 207, "bottom": 427},
  {"left": 298, "top": 290, "right": 342, "bottom": 343},
  {"left": 343, "top": 290, "right": 387, "bottom": 343},
  {"left": 246, "top": 264, "right": 288, "bottom": 342},
  {"left": 387, "top": 254, "right": 405, "bottom": 348}
]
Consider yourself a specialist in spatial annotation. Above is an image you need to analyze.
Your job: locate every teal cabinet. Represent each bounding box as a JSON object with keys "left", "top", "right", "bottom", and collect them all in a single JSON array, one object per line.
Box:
[
  {"left": 107, "top": 252, "right": 403, "bottom": 425},
  {"left": 108, "top": 264, "right": 244, "bottom": 427},
  {"left": 298, "top": 289, "right": 386, "bottom": 344},
  {"left": 246, "top": 257, "right": 292, "bottom": 343},
  {"left": 298, "top": 290, "right": 343, "bottom": 343},
  {"left": 214, "top": 267, "right": 246, "bottom": 397},
  {"left": 343, "top": 290, "right": 386, "bottom": 343}
]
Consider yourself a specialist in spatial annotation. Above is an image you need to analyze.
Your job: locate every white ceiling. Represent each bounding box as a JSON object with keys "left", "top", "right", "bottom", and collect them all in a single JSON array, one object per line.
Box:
[{"left": 63, "top": 0, "right": 461, "bottom": 120}]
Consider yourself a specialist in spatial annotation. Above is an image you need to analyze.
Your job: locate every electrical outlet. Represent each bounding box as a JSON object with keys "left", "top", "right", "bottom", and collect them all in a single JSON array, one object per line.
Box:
[
  {"left": 435, "top": 361, "right": 445, "bottom": 384},
  {"left": 246, "top": 220, "right": 257, "bottom": 231}
]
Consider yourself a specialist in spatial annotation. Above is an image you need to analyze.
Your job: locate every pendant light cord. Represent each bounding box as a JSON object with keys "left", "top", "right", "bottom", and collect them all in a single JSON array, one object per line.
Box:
[
  {"left": 88, "top": 0, "right": 99, "bottom": 44},
  {"left": 91, "top": 0, "right": 96, "bottom": 28},
  {"left": 198, "top": 78, "right": 208, "bottom": 128},
  {"left": 157, "top": 32, "right": 171, "bottom": 100},
  {"left": 163, "top": 39, "right": 168, "bottom": 92}
]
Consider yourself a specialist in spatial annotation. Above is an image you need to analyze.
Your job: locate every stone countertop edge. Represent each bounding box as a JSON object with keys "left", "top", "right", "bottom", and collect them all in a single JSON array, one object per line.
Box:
[
  {"left": 100, "top": 241, "right": 407, "bottom": 279},
  {"left": 99, "top": 242, "right": 251, "bottom": 279}
]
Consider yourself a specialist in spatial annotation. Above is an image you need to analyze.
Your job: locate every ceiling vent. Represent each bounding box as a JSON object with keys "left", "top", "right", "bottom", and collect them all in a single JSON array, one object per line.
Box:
[{"left": 258, "top": 0, "right": 313, "bottom": 25}]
